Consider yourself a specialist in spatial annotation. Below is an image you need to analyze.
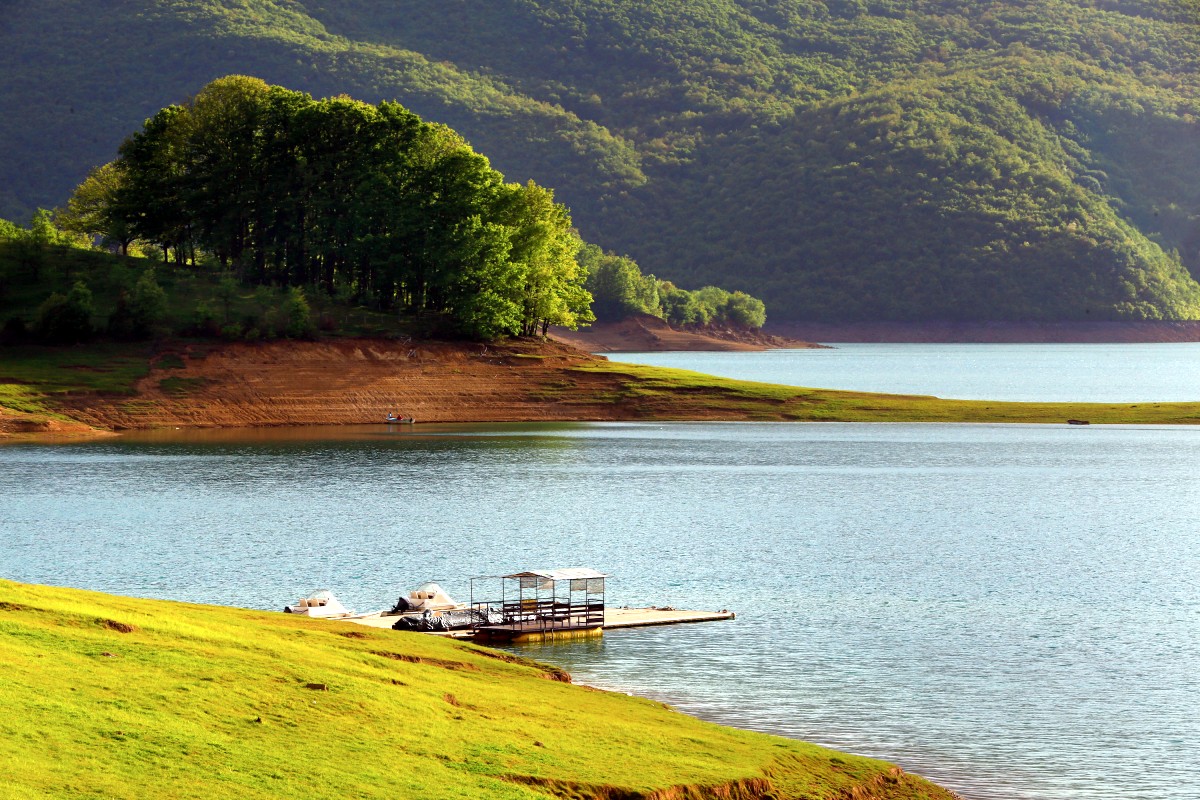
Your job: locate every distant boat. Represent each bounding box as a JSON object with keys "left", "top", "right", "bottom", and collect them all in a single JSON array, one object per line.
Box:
[
  {"left": 283, "top": 589, "right": 354, "bottom": 618},
  {"left": 385, "top": 413, "right": 414, "bottom": 424},
  {"left": 1067, "top": 419, "right": 1091, "bottom": 425}
]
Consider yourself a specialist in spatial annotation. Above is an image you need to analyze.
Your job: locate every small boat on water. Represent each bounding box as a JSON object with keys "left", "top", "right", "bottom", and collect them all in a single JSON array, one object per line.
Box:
[
  {"left": 385, "top": 413, "right": 415, "bottom": 424},
  {"left": 283, "top": 589, "right": 354, "bottom": 618}
]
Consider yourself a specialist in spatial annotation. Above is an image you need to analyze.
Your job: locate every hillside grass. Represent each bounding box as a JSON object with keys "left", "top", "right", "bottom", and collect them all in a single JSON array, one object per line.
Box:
[
  {"left": 581, "top": 362, "right": 1200, "bottom": 424},
  {"left": 0, "top": 580, "right": 956, "bottom": 800}
]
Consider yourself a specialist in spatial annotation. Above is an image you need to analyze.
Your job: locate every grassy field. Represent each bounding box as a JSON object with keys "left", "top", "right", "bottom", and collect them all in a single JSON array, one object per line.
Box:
[{"left": 0, "top": 580, "right": 956, "bottom": 800}]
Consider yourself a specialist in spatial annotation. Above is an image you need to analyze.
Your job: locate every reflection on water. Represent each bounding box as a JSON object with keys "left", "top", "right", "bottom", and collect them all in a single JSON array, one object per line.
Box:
[{"left": 3, "top": 421, "right": 1199, "bottom": 800}]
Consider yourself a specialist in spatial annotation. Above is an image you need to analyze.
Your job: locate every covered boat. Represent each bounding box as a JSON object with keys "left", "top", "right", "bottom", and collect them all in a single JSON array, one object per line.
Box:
[
  {"left": 284, "top": 589, "right": 353, "bottom": 618},
  {"left": 388, "top": 581, "right": 462, "bottom": 614}
]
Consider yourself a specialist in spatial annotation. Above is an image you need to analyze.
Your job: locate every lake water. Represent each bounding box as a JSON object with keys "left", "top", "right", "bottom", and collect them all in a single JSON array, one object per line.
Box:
[
  {"left": 3, "top": 346, "right": 1200, "bottom": 800},
  {"left": 616, "top": 343, "right": 1200, "bottom": 401}
]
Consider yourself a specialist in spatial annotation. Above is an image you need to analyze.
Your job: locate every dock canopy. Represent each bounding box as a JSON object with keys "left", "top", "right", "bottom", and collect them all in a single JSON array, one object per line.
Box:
[
  {"left": 469, "top": 567, "right": 607, "bottom": 643},
  {"left": 499, "top": 568, "right": 607, "bottom": 593},
  {"left": 501, "top": 568, "right": 607, "bottom": 580}
]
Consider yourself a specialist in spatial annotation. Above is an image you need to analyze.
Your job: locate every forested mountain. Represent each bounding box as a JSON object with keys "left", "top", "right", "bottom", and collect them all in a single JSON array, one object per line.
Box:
[{"left": 5, "top": 0, "right": 1200, "bottom": 321}]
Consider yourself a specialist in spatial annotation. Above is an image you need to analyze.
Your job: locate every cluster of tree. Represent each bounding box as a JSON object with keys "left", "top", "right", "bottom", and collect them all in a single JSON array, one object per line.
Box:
[
  {"left": 8, "top": 1, "right": 1200, "bottom": 320},
  {"left": 579, "top": 245, "right": 766, "bottom": 328},
  {"left": 1, "top": 214, "right": 320, "bottom": 345},
  {"left": 63, "top": 76, "right": 593, "bottom": 339},
  {"left": 0, "top": 209, "right": 83, "bottom": 250}
]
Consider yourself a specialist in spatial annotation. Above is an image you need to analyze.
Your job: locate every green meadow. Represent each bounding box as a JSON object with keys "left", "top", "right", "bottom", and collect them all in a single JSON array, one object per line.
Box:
[{"left": 0, "top": 580, "right": 955, "bottom": 799}]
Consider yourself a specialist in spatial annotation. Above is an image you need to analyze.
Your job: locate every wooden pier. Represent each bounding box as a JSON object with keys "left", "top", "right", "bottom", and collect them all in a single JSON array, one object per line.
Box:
[
  {"left": 604, "top": 607, "right": 736, "bottom": 628},
  {"left": 342, "top": 606, "right": 734, "bottom": 638}
]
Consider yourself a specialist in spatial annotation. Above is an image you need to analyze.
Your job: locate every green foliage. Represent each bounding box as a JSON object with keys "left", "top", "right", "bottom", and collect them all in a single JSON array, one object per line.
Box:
[
  {"left": 107, "top": 269, "right": 168, "bottom": 340},
  {"left": 33, "top": 281, "right": 95, "bottom": 344},
  {"left": 724, "top": 291, "right": 767, "bottom": 328},
  {"left": 6, "top": 1, "right": 1200, "bottom": 319},
  {"left": 584, "top": 247, "right": 768, "bottom": 329},
  {"left": 56, "top": 162, "right": 134, "bottom": 252},
  {"left": 581, "top": 244, "right": 661, "bottom": 320},
  {"left": 0, "top": 241, "right": 444, "bottom": 346},
  {"left": 128, "top": 269, "right": 168, "bottom": 335},
  {"left": 280, "top": 286, "right": 315, "bottom": 338},
  {"left": 27, "top": 208, "right": 78, "bottom": 248},
  {"left": 100, "top": 77, "right": 592, "bottom": 339}
]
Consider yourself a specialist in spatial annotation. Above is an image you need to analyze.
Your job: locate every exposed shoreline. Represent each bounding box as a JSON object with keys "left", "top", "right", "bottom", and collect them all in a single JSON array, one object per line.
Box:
[
  {"left": 550, "top": 314, "right": 825, "bottom": 352},
  {"left": 768, "top": 320, "right": 1200, "bottom": 343},
  {"left": 3, "top": 336, "right": 1199, "bottom": 441}
]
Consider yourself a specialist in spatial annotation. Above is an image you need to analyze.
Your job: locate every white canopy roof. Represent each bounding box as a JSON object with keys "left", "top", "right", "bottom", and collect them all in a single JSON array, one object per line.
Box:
[{"left": 501, "top": 568, "right": 607, "bottom": 581}]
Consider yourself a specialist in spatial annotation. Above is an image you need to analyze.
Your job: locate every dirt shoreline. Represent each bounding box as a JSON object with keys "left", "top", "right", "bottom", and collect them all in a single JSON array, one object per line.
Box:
[
  {"left": 550, "top": 314, "right": 824, "bottom": 351},
  {"left": 4, "top": 333, "right": 1199, "bottom": 441},
  {"left": 0, "top": 337, "right": 761, "bottom": 440},
  {"left": 768, "top": 320, "right": 1200, "bottom": 343}
]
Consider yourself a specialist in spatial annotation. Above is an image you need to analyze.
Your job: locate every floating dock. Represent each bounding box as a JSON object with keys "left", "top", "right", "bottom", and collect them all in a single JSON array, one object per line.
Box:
[
  {"left": 334, "top": 569, "right": 732, "bottom": 643},
  {"left": 342, "top": 606, "right": 734, "bottom": 639},
  {"left": 604, "top": 607, "right": 736, "bottom": 629}
]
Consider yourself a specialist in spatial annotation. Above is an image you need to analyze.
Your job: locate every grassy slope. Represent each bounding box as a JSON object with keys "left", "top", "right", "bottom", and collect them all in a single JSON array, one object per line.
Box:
[{"left": 0, "top": 580, "right": 955, "bottom": 800}]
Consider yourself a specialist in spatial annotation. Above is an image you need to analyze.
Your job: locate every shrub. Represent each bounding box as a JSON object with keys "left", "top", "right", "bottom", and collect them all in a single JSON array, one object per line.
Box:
[
  {"left": 107, "top": 269, "right": 170, "bottom": 340},
  {"left": 724, "top": 291, "right": 767, "bottom": 328},
  {"left": 280, "top": 286, "right": 315, "bottom": 338},
  {"left": 191, "top": 300, "right": 220, "bottom": 337},
  {"left": 1, "top": 316, "right": 28, "bottom": 345},
  {"left": 34, "top": 281, "right": 95, "bottom": 344},
  {"left": 127, "top": 269, "right": 169, "bottom": 337}
]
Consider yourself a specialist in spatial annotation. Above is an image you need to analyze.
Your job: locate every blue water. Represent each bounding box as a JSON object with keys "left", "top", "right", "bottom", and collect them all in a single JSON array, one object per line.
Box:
[
  {"left": 615, "top": 343, "right": 1200, "bottom": 401},
  {"left": 3, "top": 417, "right": 1199, "bottom": 800}
]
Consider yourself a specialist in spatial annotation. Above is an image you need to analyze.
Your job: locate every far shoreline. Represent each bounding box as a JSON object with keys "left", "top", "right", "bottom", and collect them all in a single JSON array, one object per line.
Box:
[{"left": 767, "top": 319, "right": 1200, "bottom": 343}]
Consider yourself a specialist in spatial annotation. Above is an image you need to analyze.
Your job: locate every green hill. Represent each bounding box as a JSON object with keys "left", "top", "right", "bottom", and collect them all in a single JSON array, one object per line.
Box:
[
  {"left": 5, "top": 0, "right": 1200, "bottom": 320},
  {"left": 0, "top": 579, "right": 957, "bottom": 799}
]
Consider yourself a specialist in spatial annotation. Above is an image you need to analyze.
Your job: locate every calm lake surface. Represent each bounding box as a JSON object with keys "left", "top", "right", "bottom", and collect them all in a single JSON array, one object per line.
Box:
[
  {"left": 618, "top": 342, "right": 1200, "bottom": 401},
  {"left": 3, "top": 346, "right": 1200, "bottom": 800}
]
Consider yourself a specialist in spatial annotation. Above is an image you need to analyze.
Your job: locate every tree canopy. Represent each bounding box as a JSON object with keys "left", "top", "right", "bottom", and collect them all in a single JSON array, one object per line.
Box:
[
  {"left": 580, "top": 244, "right": 767, "bottom": 328},
  {"left": 98, "top": 76, "right": 594, "bottom": 339}
]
